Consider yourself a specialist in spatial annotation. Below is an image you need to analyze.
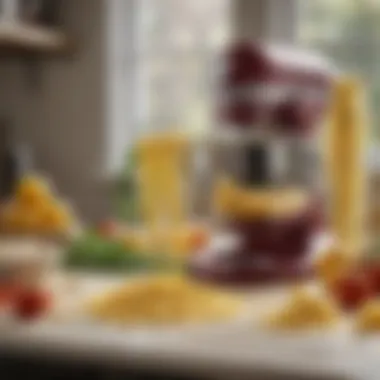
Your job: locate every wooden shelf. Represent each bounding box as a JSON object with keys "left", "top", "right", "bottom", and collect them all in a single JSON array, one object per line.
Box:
[{"left": 0, "top": 22, "right": 70, "bottom": 57}]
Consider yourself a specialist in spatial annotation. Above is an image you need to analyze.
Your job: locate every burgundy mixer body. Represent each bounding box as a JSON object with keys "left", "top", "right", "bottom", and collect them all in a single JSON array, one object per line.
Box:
[
  {"left": 189, "top": 41, "right": 332, "bottom": 286},
  {"left": 220, "top": 41, "right": 331, "bottom": 134}
]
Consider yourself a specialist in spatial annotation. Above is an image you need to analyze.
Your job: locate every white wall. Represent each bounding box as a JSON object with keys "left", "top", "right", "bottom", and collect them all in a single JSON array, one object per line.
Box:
[{"left": 0, "top": 0, "right": 111, "bottom": 222}]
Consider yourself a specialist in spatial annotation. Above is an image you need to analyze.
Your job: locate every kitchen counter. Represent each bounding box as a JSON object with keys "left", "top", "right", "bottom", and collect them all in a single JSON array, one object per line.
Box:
[{"left": 0, "top": 273, "right": 376, "bottom": 380}]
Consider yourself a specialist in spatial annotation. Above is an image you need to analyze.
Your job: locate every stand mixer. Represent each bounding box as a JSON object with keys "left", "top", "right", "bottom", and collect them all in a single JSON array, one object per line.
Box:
[{"left": 189, "top": 42, "right": 333, "bottom": 285}]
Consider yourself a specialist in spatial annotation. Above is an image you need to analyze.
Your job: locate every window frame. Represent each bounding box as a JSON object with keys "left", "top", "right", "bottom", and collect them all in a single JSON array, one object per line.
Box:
[{"left": 103, "top": 0, "right": 298, "bottom": 176}]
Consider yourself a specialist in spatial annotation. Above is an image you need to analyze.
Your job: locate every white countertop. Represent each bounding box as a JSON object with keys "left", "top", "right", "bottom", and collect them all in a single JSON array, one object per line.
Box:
[{"left": 0, "top": 273, "right": 378, "bottom": 380}]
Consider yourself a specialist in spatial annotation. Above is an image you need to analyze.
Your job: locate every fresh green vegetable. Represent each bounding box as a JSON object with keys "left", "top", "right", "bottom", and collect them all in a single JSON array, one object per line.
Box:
[{"left": 65, "top": 232, "right": 168, "bottom": 272}]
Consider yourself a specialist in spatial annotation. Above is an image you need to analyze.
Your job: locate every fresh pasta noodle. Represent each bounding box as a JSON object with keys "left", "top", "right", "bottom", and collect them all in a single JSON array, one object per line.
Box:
[
  {"left": 325, "top": 78, "right": 368, "bottom": 256},
  {"left": 137, "top": 133, "right": 189, "bottom": 228}
]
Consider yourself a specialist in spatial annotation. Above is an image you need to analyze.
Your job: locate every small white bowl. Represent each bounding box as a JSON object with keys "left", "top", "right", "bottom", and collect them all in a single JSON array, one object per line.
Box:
[{"left": 0, "top": 237, "right": 61, "bottom": 287}]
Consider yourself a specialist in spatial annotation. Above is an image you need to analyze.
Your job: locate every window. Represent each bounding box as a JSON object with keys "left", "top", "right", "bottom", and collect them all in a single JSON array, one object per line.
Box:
[
  {"left": 299, "top": 0, "right": 380, "bottom": 135},
  {"left": 106, "top": 0, "right": 231, "bottom": 174},
  {"left": 137, "top": 0, "right": 231, "bottom": 135}
]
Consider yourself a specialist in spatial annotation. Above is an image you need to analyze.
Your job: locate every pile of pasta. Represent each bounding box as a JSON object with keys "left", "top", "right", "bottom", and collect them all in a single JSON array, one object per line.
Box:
[
  {"left": 265, "top": 245, "right": 380, "bottom": 333},
  {"left": 87, "top": 275, "right": 243, "bottom": 325},
  {"left": 264, "top": 287, "right": 340, "bottom": 331},
  {"left": 0, "top": 175, "right": 74, "bottom": 236}
]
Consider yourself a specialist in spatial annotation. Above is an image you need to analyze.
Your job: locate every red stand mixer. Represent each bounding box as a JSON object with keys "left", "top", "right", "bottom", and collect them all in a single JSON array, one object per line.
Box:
[{"left": 189, "top": 42, "right": 333, "bottom": 286}]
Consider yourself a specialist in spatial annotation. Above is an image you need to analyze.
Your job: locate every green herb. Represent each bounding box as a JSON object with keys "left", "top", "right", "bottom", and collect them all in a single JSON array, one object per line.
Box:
[
  {"left": 65, "top": 232, "right": 164, "bottom": 272},
  {"left": 65, "top": 231, "right": 183, "bottom": 272}
]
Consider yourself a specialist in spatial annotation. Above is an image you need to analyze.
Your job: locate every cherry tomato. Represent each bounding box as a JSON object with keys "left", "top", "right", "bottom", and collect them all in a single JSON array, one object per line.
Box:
[
  {"left": 332, "top": 272, "right": 374, "bottom": 311},
  {"left": 13, "top": 289, "right": 52, "bottom": 320},
  {"left": 363, "top": 263, "right": 380, "bottom": 294},
  {"left": 97, "top": 219, "right": 118, "bottom": 238}
]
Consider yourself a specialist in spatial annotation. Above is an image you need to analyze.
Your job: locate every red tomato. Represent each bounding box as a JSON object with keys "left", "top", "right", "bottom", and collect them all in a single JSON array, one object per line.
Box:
[
  {"left": 363, "top": 263, "right": 380, "bottom": 294},
  {"left": 97, "top": 219, "right": 118, "bottom": 237},
  {"left": 332, "top": 272, "right": 374, "bottom": 311},
  {"left": 13, "top": 289, "right": 52, "bottom": 320},
  {"left": 0, "top": 284, "right": 19, "bottom": 307}
]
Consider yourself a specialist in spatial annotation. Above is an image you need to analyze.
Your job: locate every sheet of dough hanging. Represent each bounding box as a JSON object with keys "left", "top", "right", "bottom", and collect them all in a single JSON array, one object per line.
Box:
[
  {"left": 326, "top": 77, "right": 368, "bottom": 255},
  {"left": 137, "top": 132, "right": 189, "bottom": 226},
  {"left": 213, "top": 177, "right": 310, "bottom": 220}
]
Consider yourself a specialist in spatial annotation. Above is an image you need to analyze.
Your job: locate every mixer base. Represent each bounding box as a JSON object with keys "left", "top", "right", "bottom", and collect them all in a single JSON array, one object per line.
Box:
[{"left": 188, "top": 246, "right": 313, "bottom": 287}]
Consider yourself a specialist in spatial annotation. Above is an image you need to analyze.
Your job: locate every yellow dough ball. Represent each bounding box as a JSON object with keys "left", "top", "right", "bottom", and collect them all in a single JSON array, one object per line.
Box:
[
  {"left": 16, "top": 175, "right": 52, "bottom": 207},
  {"left": 38, "top": 201, "right": 73, "bottom": 234}
]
